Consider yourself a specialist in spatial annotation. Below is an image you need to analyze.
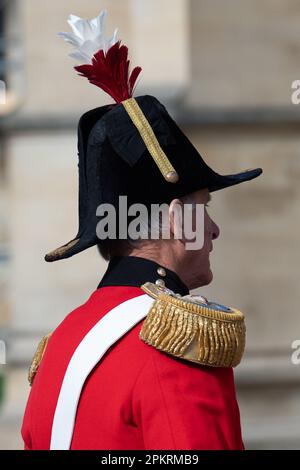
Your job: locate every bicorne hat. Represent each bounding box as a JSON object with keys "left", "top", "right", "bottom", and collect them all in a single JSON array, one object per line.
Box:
[{"left": 45, "top": 10, "right": 262, "bottom": 262}]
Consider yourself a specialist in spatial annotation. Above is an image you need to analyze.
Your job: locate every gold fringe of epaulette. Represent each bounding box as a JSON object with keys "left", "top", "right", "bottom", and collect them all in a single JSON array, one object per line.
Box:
[
  {"left": 28, "top": 333, "right": 52, "bottom": 386},
  {"left": 122, "top": 97, "right": 179, "bottom": 183},
  {"left": 140, "top": 283, "right": 246, "bottom": 368}
]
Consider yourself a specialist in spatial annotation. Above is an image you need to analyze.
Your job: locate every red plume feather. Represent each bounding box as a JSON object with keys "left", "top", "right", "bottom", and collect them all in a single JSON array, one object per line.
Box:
[{"left": 74, "top": 41, "right": 142, "bottom": 103}]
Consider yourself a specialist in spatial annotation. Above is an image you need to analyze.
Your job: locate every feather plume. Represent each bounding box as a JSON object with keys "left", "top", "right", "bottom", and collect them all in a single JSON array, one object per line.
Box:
[
  {"left": 58, "top": 10, "right": 142, "bottom": 103},
  {"left": 75, "top": 41, "right": 142, "bottom": 103}
]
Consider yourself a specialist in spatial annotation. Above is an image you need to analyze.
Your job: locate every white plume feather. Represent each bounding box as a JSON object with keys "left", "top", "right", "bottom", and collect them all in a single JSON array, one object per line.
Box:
[{"left": 58, "top": 9, "right": 119, "bottom": 64}]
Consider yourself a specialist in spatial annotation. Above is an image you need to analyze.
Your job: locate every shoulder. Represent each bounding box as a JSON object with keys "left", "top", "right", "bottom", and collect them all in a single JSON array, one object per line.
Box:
[
  {"left": 28, "top": 286, "right": 145, "bottom": 385},
  {"left": 139, "top": 282, "right": 246, "bottom": 369},
  {"left": 135, "top": 335, "right": 235, "bottom": 389}
]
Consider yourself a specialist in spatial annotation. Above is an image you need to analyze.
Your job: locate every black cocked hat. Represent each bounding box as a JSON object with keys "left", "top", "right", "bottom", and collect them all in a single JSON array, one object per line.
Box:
[{"left": 45, "top": 11, "right": 262, "bottom": 262}]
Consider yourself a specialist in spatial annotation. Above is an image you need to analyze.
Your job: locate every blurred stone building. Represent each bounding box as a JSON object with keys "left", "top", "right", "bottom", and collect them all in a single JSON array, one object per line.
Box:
[{"left": 0, "top": 0, "right": 299, "bottom": 449}]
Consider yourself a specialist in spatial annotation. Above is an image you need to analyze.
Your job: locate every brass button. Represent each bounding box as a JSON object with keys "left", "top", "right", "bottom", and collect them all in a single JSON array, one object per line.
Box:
[
  {"left": 157, "top": 267, "right": 166, "bottom": 277},
  {"left": 155, "top": 279, "right": 166, "bottom": 288},
  {"left": 166, "top": 171, "right": 179, "bottom": 183}
]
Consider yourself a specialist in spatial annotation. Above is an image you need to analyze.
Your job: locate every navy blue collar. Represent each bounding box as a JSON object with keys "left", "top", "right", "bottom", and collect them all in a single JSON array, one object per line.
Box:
[{"left": 98, "top": 256, "right": 189, "bottom": 296}]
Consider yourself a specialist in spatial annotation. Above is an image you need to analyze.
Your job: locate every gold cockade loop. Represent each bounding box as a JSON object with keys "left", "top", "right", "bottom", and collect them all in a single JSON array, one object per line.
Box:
[{"left": 122, "top": 97, "right": 179, "bottom": 183}]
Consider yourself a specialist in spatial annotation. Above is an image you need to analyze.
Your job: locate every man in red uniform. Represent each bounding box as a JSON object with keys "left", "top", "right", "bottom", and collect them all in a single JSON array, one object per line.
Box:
[{"left": 21, "top": 10, "right": 262, "bottom": 450}]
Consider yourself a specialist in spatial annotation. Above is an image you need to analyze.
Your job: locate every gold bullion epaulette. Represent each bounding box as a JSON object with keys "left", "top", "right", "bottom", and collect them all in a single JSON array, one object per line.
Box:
[
  {"left": 139, "top": 282, "right": 246, "bottom": 368},
  {"left": 28, "top": 333, "right": 52, "bottom": 386}
]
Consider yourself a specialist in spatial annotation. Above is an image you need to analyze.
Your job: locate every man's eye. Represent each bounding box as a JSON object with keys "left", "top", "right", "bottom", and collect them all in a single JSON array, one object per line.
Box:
[{"left": 205, "top": 204, "right": 210, "bottom": 208}]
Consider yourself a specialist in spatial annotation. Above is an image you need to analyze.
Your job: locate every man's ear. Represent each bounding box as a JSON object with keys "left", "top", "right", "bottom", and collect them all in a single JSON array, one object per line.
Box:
[{"left": 169, "top": 198, "right": 184, "bottom": 242}]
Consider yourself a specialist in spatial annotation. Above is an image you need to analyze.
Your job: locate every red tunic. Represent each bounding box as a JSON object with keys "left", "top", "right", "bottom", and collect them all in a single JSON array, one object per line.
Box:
[{"left": 21, "top": 284, "right": 244, "bottom": 450}]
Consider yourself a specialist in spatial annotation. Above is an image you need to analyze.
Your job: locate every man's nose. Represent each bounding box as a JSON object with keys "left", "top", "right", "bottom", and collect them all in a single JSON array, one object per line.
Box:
[{"left": 211, "top": 219, "right": 220, "bottom": 240}]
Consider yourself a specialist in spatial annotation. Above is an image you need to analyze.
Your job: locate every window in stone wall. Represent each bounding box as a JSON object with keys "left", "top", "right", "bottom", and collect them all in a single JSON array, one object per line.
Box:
[
  {"left": 0, "top": 0, "right": 22, "bottom": 324},
  {"left": 0, "top": 4, "right": 5, "bottom": 81},
  {"left": 0, "top": 0, "right": 24, "bottom": 116},
  {"left": 0, "top": 1, "right": 6, "bottom": 104}
]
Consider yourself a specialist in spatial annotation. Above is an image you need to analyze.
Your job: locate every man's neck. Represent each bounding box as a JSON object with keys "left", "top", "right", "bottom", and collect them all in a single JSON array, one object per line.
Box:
[{"left": 127, "top": 247, "right": 190, "bottom": 289}]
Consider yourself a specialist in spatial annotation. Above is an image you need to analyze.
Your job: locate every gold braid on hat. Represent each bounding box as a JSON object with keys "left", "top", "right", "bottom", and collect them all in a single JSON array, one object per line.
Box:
[{"left": 122, "top": 97, "right": 179, "bottom": 184}]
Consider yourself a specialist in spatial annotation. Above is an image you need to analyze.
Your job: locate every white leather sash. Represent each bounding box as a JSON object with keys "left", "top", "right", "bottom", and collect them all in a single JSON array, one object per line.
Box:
[{"left": 50, "top": 293, "right": 153, "bottom": 450}]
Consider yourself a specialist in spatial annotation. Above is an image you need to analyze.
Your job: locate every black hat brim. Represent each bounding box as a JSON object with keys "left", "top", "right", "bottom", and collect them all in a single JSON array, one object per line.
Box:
[
  {"left": 44, "top": 167, "right": 262, "bottom": 262},
  {"left": 208, "top": 168, "right": 262, "bottom": 192}
]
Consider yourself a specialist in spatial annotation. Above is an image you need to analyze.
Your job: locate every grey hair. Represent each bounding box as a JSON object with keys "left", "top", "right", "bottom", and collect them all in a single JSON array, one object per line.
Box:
[
  {"left": 97, "top": 193, "right": 199, "bottom": 260},
  {"left": 127, "top": 193, "right": 198, "bottom": 248}
]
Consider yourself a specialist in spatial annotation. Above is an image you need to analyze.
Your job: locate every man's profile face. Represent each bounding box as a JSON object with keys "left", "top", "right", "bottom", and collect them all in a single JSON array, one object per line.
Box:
[{"left": 183, "top": 188, "right": 220, "bottom": 289}]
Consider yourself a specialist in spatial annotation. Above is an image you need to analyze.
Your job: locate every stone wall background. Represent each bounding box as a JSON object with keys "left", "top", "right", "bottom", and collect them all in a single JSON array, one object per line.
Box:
[{"left": 0, "top": 0, "right": 299, "bottom": 449}]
